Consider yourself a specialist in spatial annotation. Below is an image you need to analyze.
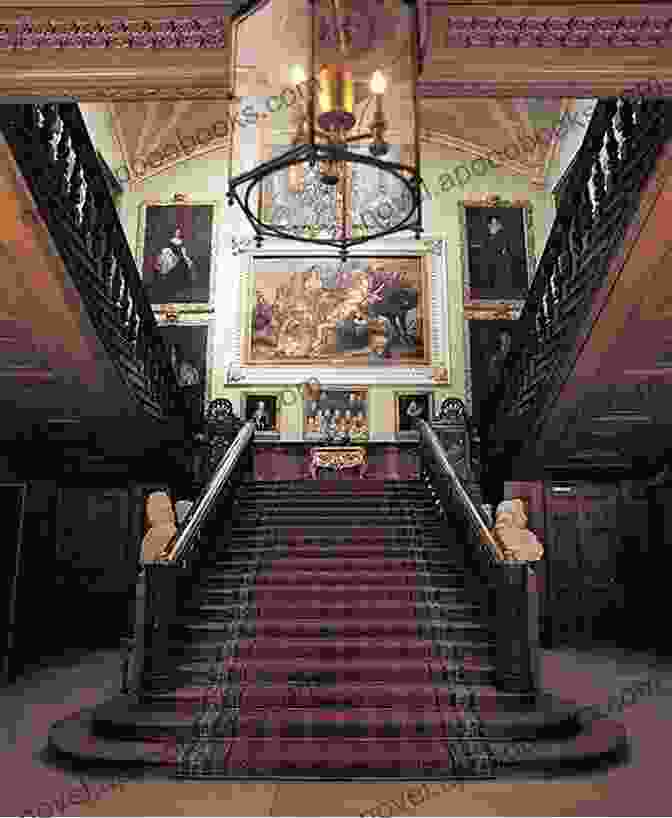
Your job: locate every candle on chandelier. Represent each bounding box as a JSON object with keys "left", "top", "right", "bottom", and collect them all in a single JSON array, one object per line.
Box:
[{"left": 317, "top": 64, "right": 355, "bottom": 131}]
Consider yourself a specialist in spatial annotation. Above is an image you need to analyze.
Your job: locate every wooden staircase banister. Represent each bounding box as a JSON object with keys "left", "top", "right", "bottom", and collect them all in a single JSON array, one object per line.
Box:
[
  {"left": 415, "top": 419, "right": 498, "bottom": 564},
  {"left": 137, "top": 420, "right": 255, "bottom": 694},
  {"left": 162, "top": 420, "right": 256, "bottom": 566},
  {"left": 484, "top": 98, "right": 672, "bottom": 473},
  {"left": 416, "top": 418, "right": 540, "bottom": 693},
  {"left": 0, "top": 102, "right": 187, "bottom": 425}
]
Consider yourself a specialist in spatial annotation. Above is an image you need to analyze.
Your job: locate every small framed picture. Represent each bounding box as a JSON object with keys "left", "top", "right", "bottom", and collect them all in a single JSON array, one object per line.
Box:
[
  {"left": 396, "top": 392, "right": 432, "bottom": 433},
  {"left": 244, "top": 394, "right": 278, "bottom": 432}
]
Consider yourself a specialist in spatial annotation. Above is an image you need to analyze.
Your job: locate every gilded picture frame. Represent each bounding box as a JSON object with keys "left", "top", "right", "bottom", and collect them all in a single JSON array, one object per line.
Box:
[
  {"left": 303, "top": 386, "right": 369, "bottom": 442},
  {"left": 459, "top": 196, "right": 536, "bottom": 304},
  {"left": 154, "top": 313, "right": 213, "bottom": 403},
  {"left": 245, "top": 255, "right": 431, "bottom": 367},
  {"left": 394, "top": 390, "right": 434, "bottom": 435},
  {"left": 135, "top": 197, "right": 219, "bottom": 307}
]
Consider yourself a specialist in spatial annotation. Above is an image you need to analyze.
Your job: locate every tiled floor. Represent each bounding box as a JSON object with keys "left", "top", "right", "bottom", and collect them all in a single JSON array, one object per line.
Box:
[{"left": 2, "top": 644, "right": 671, "bottom": 817}]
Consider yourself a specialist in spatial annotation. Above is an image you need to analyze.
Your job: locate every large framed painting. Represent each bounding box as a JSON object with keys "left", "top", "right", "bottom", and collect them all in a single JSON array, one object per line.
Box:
[
  {"left": 247, "top": 256, "right": 430, "bottom": 366},
  {"left": 136, "top": 199, "right": 216, "bottom": 304},
  {"left": 467, "top": 319, "right": 516, "bottom": 427},
  {"left": 460, "top": 197, "right": 535, "bottom": 302}
]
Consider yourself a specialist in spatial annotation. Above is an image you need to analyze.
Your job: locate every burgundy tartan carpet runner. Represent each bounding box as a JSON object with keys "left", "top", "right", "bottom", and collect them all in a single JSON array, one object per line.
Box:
[{"left": 49, "top": 480, "right": 628, "bottom": 779}]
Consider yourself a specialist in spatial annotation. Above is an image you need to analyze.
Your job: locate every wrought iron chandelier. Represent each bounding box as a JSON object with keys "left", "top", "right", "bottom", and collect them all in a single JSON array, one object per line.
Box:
[{"left": 227, "top": 0, "right": 424, "bottom": 260}]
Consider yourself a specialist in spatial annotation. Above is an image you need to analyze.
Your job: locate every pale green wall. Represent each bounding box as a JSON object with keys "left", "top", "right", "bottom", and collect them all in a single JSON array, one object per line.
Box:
[
  {"left": 420, "top": 146, "right": 556, "bottom": 407},
  {"left": 87, "top": 111, "right": 557, "bottom": 436},
  {"left": 117, "top": 146, "right": 233, "bottom": 263},
  {"left": 80, "top": 104, "right": 126, "bottom": 174}
]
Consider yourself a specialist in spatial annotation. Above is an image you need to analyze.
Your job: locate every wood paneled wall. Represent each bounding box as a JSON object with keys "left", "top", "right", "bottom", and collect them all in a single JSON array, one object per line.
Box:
[{"left": 505, "top": 478, "right": 654, "bottom": 650}]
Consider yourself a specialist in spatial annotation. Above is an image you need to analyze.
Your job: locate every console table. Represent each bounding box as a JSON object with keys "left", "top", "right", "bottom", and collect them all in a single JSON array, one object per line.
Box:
[{"left": 309, "top": 446, "right": 368, "bottom": 479}]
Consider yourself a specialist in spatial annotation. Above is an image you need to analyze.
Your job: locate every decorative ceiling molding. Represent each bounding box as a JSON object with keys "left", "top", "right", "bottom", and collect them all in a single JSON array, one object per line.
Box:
[
  {"left": 108, "top": 99, "right": 233, "bottom": 183},
  {"left": 0, "top": 47, "right": 234, "bottom": 99},
  {"left": 540, "top": 97, "right": 572, "bottom": 186},
  {"left": 424, "top": 8, "right": 672, "bottom": 48},
  {"left": 510, "top": 97, "right": 545, "bottom": 166},
  {"left": 0, "top": 16, "right": 230, "bottom": 48},
  {"left": 421, "top": 127, "right": 545, "bottom": 185},
  {"left": 0, "top": 5, "right": 670, "bottom": 98}
]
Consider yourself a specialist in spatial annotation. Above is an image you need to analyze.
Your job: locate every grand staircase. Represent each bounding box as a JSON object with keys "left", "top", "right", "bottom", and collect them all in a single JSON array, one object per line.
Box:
[{"left": 50, "top": 477, "right": 627, "bottom": 779}]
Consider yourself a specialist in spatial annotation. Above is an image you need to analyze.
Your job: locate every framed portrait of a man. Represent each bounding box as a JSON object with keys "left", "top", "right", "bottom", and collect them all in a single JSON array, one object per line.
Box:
[
  {"left": 244, "top": 395, "right": 278, "bottom": 433},
  {"left": 157, "top": 323, "right": 209, "bottom": 426},
  {"left": 137, "top": 201, "right": 216, "bottom": 304},
  {"left": 467, "top": 320, "right": 515, "bottom": 427},
  {"left": 460, "top": 200, "right": 535, "bottom": 301}
]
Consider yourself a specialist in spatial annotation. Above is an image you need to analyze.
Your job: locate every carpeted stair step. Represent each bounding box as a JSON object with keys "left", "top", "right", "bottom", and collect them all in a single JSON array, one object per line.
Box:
[
  {"left": 236, "top": 637, "right": 490, "bottom": 662},
  {"left": 236, "top": 492, "right": 437, "bottom": 502},
  {"left": 202, "top": 569, "right": 459, "bottom": 586},
  {"left": 233, "top": 505, "right": 440, "bottom": 517},
  {"left": 214, "top": 545, "right": 456, "bottom": 561},
  {"left": 205, "top": 554, "right": 464, "bottom": 584},
  {"left": 170, "top": 656, "right": 496, "bottom": 687},
  {"left": 49, "top": 706, "right": 629, "bottom": 778},
  {"left": 231, "top": 523, "right": 422, "bottom": 548},
  {"left": 207, "top": 557, "right": 424, "bottom": 573},
  {"left": 236, "top": 480, "right": 426, "bottom": 491},
  {"left": 146, "top": 682, "right": 540, "bottom": 713},
  {"left": 190, "top": 585, "right": 473, "bottom": 607},
  {"left": 174, "top": 617, "right": 490, "bottom": 641},
  {"left": 171, "top": 638, "right": 495, "bottom": 664},
  {"left": 230, "top": 525, "right": 423, "bottom": 539},
  {"left": 178, "top": 599, "right": 482, "bottom": 623},
  {"left": 210, "top": 708, "right": 453, "bottom": 739},
  {"left": 97, "top": 698, "right": 559, "bottom": 742}
]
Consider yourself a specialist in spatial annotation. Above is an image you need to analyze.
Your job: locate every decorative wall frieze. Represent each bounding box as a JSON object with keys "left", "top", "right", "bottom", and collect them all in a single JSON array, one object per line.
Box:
[
  {"left": 426, "top": 12, "right": 672, "bottom": 49},
  {"left": 0, "top": 17, "right": 230, "bottom": 50}
]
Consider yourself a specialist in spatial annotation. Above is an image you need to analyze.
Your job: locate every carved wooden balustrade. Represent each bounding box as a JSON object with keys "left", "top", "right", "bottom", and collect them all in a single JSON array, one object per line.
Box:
[
  {"left": 0, "top": 103, "right": 185, "bottom": 423},
  {"left": 485, "top": 98, "right": 672, "bottom": 458}
]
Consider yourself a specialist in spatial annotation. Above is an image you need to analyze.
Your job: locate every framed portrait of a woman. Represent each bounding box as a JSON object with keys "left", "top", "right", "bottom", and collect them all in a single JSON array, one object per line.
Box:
[{"left": 136, "top": 200, "right": 217, "bottom": 305}]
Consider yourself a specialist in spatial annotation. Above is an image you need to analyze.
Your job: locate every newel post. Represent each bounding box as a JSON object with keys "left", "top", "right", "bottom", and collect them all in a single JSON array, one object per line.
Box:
[
  {"left": 139, "top": 562, "right": 183, "bottom": 696},
  {"left": 494, "top": 562, "right": 541, "bottom": 693}
]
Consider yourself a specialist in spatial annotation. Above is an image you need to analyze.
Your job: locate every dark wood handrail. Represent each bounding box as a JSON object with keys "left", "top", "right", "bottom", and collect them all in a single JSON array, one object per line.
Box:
[
  {"left": 138, "top": 420, "right": 254, "bottom": 693},
  {"left": 417, "top": 418, "right": 540, "bottom": 692},
  {"left": 416, "top": 419, "right": 499, "bottom": 564},
  {"left": 161, "top": 420, "right": 256, "bottom": 566},
  {"left": 0, "top": 103, "right": 186, "bottom": 423}
]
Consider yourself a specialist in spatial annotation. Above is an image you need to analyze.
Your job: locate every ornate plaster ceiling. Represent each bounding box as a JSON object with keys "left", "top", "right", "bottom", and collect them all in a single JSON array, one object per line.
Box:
[{"left": 105, "top": 0, "right": 569, "bottom": 188}]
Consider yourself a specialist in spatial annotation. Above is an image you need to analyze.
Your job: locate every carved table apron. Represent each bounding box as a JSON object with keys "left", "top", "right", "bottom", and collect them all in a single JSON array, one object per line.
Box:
[{"left": 309, "top": 446, "right": 368, "bottom": 479}]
